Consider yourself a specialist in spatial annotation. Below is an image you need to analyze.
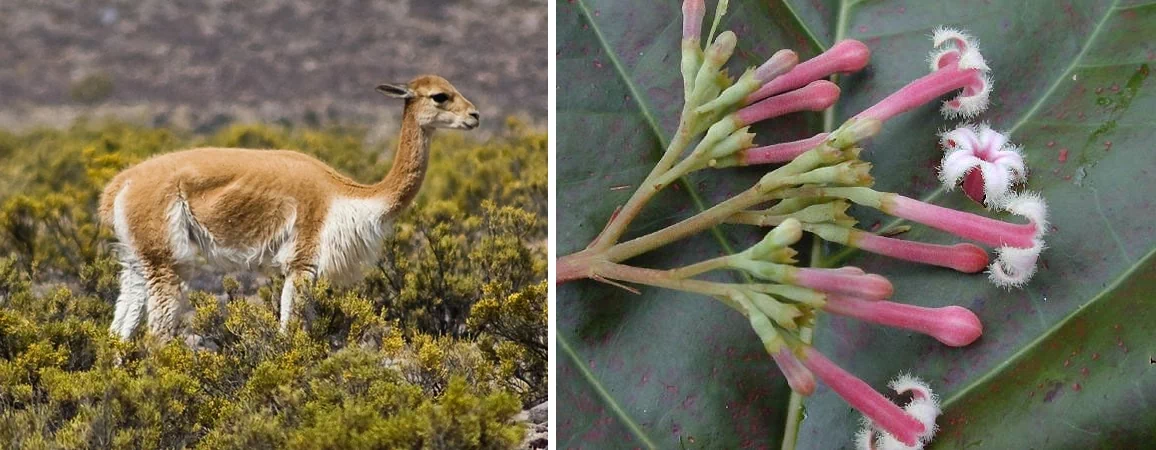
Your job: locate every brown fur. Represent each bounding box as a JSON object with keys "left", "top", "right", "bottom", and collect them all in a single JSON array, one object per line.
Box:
[{"left": 100, "top": 75, "right": 479, "bottom": 340}]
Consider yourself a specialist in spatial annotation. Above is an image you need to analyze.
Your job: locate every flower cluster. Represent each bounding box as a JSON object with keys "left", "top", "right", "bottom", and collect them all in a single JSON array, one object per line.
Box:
[{"left": 558, "top": 2, "right": 1052, "bottom": 447}]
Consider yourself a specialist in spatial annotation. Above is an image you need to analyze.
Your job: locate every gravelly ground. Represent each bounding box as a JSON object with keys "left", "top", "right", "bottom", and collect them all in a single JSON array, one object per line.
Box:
[{"left": 0, "top": 0, "right": 546, "bottom": 130}]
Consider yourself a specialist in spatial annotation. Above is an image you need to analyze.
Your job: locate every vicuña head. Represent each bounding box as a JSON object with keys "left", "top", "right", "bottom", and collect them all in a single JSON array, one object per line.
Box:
[
  {"left": 377, "top": 75, "right": 479, "bottom": 130},
  {"left": 98, "top": 74, "right": 479, "bottom": 341}
]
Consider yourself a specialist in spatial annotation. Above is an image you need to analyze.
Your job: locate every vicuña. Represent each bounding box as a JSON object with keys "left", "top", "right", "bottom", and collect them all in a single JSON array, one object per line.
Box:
[{"left": 99, "top": 75, "right": 480, "bottom": 340}]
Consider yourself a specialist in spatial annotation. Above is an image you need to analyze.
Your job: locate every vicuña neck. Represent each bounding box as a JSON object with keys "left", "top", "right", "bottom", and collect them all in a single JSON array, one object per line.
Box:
[{"left": 376, "top": 102, "right": 432, "bottom": 210}]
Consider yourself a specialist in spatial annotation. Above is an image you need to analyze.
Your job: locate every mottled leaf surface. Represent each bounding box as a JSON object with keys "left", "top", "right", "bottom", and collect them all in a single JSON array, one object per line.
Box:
[{"left": 557, "top": 0, "right": 1156, "bottom": 448}]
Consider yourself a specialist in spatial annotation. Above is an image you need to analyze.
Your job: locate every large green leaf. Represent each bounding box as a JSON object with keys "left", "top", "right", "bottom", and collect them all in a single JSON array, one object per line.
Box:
[{"left": 557, "top": 0, "right": 1156, "bottom": 448}]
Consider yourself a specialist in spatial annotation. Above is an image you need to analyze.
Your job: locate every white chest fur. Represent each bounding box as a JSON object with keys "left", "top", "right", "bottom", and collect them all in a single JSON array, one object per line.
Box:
[{"left": 316, "top": 197, "right": 392, "bottom": 283}]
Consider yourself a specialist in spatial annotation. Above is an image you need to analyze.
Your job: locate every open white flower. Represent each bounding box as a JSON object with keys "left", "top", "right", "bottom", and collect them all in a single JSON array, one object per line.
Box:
[{"left": 939, "top": 123, "right": 1026, "bottom": 207}]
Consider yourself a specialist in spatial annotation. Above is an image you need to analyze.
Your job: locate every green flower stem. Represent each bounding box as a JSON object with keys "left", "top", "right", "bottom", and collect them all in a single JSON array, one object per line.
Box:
[
  {"left": 688, "top": 31, "right": 737, "bottom": 108},
  {"left": 593, "top": 262, "right": 745, "bottom": 313},
  {"left": 604, "top": 188, "right": 764, "bottom": 262},
  {"left": 593, "top": 262, "right": 805, "bottom": 335},
  {"left": 668, "top": 255, "right": 732, "bottom": 279},
  {"left": 727, "top": 201, "right": 855, "bottom": 228},
  {"left": 589, "top": 117, "right": 698, "bottom": 250},
  {"left": 747, "top": 284, "right": 826, "bottom": 307},
  {"left": 704, "top": 0, "right": 730, "bottom": 50}
]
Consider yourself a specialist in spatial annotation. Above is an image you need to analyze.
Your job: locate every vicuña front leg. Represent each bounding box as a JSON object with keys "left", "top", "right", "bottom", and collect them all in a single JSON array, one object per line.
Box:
[
  {"left": 110, "top": 256, "right": 149, "bottom": 339},
  {"left": 279, "top": 269, "right": 317, "bottom": 332}
]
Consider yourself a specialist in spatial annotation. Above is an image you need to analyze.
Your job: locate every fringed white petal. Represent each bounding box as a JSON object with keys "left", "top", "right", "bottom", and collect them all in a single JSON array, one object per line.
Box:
[
  {"left": 991, "top": 144, "right": 1027, "bottom": 180},
  {"left": 856, "top": 427, "right": 878, "bottom": 450},
  {"left": 905, "top": 399, "right": 941, "bottom": 444},
  {"left": 988, "top": 240, "right": 1044, "bottom": 288},
  {"left": 854, "top": 375, "right": 941, "bottom": 450},
  {"left": 932, "top": 27, "right": 972, "bottom": 52},
  {"left": 889, "top": 374, "right": 935, "bottom": 402},
  {"left": 877, "top": 433, "right": 921, "bottom": 450},
  {"left": 890, "top": 374, "right": 940, "bottom": 444},
  {"left": 1002, "top": 191, "right": 1049, "bottom": 233},
  {"left": 939, "top": 151, "right": 983, "bottom": 189},
  {"left": 975, "top": 123, "right": 1009, "bottom": 154},
  {"left": 941, "top": 73, "right": 992, "bottom": 119},
  {"left": 928, "top": 48, "right": 960, "bottom": 72},
  {"left": 939, "top": 123, "right": 981, "bottom": 150},
  {"left": 957, "top": 47, "right": 990, "bottom": 72},
  {"left": 931, "top": 27, "right": 989, "bottom": 71},
  {"left": 978, "top": 161, "right": 1016, "bottom": 206}
]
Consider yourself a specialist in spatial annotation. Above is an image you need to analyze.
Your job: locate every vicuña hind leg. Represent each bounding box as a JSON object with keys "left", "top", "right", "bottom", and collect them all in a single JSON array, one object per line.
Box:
[
  {"left": 110, "top": 256, "right": 149, "bottom": 340},
  {"left": 144, "top": 263, "right": 188, "bottom": 342}
]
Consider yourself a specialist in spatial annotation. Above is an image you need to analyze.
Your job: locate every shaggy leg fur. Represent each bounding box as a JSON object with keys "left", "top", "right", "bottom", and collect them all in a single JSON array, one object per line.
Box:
[
  {"left": 144, "top": 264, "right": 187, "bottom": 341},
  {"left": 279, "top": 269, "right": 317, "bottom": 332},
  {"left": 111, "top": 257, "right": 149, "bottom": 339}
]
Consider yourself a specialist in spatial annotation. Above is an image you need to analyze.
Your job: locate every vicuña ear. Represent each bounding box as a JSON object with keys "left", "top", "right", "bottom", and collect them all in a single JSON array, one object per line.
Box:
[{"left": 376, "top": 83, "right": 414, "bottom": 99}]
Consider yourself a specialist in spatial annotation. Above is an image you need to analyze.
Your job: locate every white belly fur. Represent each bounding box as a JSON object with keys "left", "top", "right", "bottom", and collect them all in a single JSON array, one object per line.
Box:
[
  {"left": 162, "top": 195, "right": 390, "bottom": 283},
  {"left": 165, "top": 196, "right": 298, "bottom": 272}
]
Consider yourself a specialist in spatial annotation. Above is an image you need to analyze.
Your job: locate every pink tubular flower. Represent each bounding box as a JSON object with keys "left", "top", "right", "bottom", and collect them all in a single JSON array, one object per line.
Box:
[
  {"left": 883, "top": 194, "right": 1041, "bottom": 249},
  {"left": 850, "top": 232, "right": 989, "bottom": 273},
  {"left": 734, "top": 133, "right": 830, "bottom": 166},
  {"left": 772, "top": 347, "right": 816, "bottom": 395},
  {"left": 754, "top": 49, "right": 801, "bottom": 85},
  {"left": 823, "top": 295, "right": 983, "bottom": 347},
  {"left": 837, "top": 29, "right": 991, "bottom": 145},
  {"left": 852, "top": 64, "right": 988, "bottom": 124},
  {"left": 746, "top": 39, "right": 871, "bottom": 104},
  {"left": 939, "top": 123, "right": 1026, "bottom": 206},
  {"left": 682, "top": 0, "right": 705, "bottom": 40},
  {"left": 799, "top": 347, "right": 927, "bottom": 447},
  {"left": 890, "top": 192, "right": 1049, "bottom": 288},
  {"left": 825, "top": 187, "right": 1048, "bottom": 287},
  {"left": 856, "top": 375, "right": 942, "bottom": 450},
  {"left": 793, "top": 267, "right": 893, "bottom": 300},
  {"left": 735, "top": 80, "right": 841, "bottom": 126},
  {"left": 806, "top": 223, "right": 989, "bottom": 272}
]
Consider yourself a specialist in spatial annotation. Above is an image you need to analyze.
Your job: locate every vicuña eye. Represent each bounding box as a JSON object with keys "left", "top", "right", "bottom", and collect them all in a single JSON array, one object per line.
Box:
[{"left": 431, "top": 93, "right": 449, "bottom": 104}]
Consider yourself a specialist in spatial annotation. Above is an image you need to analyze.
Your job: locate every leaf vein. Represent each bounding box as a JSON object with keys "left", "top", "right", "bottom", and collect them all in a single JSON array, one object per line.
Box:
[{"left": 560, "top": 333, "right": 660, "bottom": 449}]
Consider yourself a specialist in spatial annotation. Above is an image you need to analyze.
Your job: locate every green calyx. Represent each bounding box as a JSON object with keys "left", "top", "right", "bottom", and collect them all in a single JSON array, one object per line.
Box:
[{"left": 828, "top": 117, "right": 883, "bottom": 149}]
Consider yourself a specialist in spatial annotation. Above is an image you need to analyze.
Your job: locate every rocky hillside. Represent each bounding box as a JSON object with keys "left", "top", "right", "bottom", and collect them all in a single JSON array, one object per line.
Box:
[{"left": 0, "top": 0, "right": 546, "bottom": 130}]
